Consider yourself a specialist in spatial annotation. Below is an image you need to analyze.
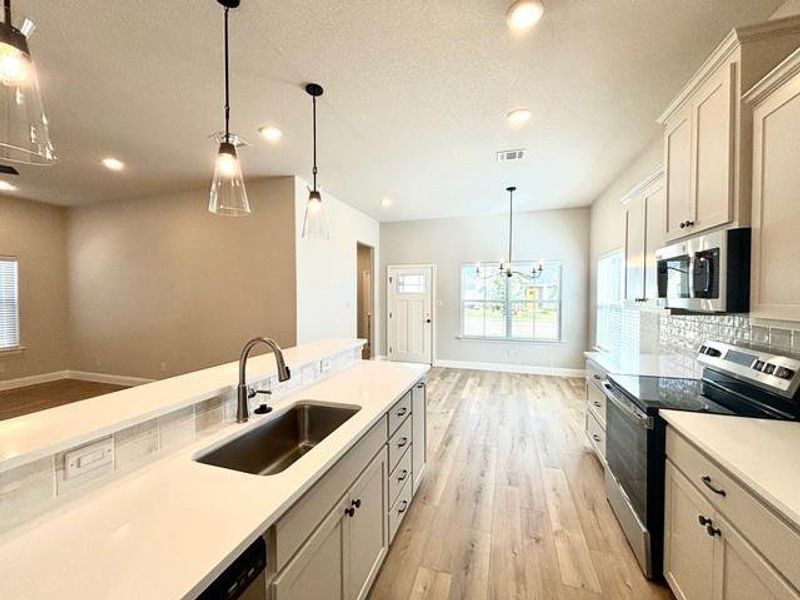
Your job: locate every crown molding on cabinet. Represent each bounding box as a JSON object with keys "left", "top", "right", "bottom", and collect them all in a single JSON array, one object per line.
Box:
[
  {"left": 744, "top": 45, "right": 800, "bottom": 106},
  {"left": 657, "top": 14, "right": 800, "bottom": 125},
  {"left": 619, "top": 166, "right": 665, "bottom": 206}
]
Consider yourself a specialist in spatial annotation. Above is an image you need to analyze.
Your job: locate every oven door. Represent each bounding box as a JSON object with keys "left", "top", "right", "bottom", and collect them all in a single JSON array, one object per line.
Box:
[{"left": 602, "top": 381, "right": 654, "bottom": 577}]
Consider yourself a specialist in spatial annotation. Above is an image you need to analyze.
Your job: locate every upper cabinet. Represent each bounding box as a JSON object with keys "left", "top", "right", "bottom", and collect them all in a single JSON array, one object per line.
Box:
[
  {"left": 623, "top": 171, "right": 665, "bottom": 305},
  {"left": 658, "top": 16, "right": 800, "bottom": 243},
  {"left": 745, "top": 48, "right": 800, "bottom": 322}
]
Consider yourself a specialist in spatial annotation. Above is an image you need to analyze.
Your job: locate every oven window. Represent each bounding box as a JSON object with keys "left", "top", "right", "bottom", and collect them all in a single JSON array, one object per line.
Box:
[
  {"left": 658, "top": 256, "right": 690, "bottom": 299},
  {"left": 605, "top": 396, "right": 650, "bottom": 522}
]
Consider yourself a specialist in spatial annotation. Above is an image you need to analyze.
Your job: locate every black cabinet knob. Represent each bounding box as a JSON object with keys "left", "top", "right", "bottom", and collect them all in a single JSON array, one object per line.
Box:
[
  {"left": 680, "top": 221, "right": 686, "bottom": 229},
  {"left": 344, "top": 506, "right": 355, "bottom": 517},
  {"left": 351, "top": 499, "right": 361, "bottom": 509}
]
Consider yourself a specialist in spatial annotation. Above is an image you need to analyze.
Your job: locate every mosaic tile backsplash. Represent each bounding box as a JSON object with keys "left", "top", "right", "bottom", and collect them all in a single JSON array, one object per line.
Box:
[{"left": 657, "top": 313, "right": 800, "bottom": 377}]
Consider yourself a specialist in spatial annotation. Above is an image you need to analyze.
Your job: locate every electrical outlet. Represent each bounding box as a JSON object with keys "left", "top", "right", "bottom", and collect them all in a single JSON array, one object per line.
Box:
[{"left": 64, "top": 437, "right": 113, "bottom": 480}]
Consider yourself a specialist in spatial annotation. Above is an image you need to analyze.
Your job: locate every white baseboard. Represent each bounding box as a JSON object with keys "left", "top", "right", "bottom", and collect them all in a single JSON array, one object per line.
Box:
[
  {"left": 67, "top": 371, "right": 154, "bottom": 387},
  {"left": 433, "top": 359, "right": 585, "bottom": 378},
  {"left": 0, "top": 369, "right": 154, "bottom": 391},
  {"left": 0, "top": 370, "right": 71, "bottom": 392}
]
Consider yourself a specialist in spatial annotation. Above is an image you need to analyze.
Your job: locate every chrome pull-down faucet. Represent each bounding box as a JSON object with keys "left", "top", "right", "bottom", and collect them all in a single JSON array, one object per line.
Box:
[{"left": 237, "top": 337, "right": 291, "bottom": 423}]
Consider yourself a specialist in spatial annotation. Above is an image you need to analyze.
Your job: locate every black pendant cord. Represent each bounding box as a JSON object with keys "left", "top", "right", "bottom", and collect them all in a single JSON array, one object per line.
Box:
[
  {"left": 223, "top": 6, "right": 231, "bottom": 142},
  {"left": 312, "top": 95, "right": 318, "bottom": 191},
  {"left": 507, "top": 188, "right": 514, "bottom": 267},
  {"left": 4, "top": 0, "right": 11, "bottom": 26}
]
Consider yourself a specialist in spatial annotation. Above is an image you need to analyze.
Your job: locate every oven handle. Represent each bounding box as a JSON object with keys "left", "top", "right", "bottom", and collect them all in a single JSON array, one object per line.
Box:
[{"left": 602, "top": 382, "right": 654, "bottom": 430}]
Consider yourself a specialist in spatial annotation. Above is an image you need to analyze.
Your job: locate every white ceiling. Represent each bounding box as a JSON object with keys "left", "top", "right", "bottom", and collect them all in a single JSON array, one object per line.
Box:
[{"left": 8, "top": 0, "right": 785, "bottom": 221}]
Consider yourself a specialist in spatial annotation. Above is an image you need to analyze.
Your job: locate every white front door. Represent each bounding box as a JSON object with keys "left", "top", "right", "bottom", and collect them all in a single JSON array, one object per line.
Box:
[{"left": 387, "top": 266, "right": 433, "bottom": 364}]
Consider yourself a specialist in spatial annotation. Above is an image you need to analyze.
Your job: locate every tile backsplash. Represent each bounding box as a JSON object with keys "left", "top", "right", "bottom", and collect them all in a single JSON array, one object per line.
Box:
[
  {"left": 657, "top": 313, "right": 800, "bottom": 377},
  {"left": 0, "top": 346, "right": 362, "bottom": 536}
]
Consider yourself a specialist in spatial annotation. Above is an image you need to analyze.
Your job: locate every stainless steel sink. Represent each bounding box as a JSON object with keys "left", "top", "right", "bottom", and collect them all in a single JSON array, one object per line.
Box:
[{"left": 196, "top": 402, "right": 360, "bottom": 476}]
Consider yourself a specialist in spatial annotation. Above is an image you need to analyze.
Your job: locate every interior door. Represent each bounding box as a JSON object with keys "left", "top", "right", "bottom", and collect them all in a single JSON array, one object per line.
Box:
[{"left": 387, "top": 266, "right": 433, "bottom": 364}]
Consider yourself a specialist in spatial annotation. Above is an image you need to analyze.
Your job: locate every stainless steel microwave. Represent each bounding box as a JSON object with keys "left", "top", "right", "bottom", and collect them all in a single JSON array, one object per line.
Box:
[{"left": 655, "top": 228, "right": 751, "bottom": 313}]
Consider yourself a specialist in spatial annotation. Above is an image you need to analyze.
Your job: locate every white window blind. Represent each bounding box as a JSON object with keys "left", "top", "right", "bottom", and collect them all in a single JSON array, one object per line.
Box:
[
  {"left": 596, "top": 250, "right": 624, "bottom": 352},
  {"left": 0, "top": 258, "right": 20, "bottom": 350}
]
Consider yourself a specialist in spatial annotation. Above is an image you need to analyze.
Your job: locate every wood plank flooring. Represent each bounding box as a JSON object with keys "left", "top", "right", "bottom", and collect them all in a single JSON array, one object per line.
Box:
[
  {"left": 369, "top": 368, "right": 674, "bottom": 600},
  {"left": 0, "top": 379, "right": 127, "bottom": 420}
]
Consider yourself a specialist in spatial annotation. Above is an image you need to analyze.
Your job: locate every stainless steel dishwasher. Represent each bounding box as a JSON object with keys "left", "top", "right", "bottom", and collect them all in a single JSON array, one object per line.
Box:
[{"left": 198, "top": 537, "right": 266, "bottom": 600}]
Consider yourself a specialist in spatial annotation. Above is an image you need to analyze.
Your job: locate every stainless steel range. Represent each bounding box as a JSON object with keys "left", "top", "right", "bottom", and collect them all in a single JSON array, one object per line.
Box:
[{"left": 601, "top": 341, "right": 800, "bottom": 579}]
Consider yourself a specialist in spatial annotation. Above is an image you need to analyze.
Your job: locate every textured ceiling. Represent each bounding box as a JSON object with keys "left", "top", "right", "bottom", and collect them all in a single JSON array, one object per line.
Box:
[{"left": 7, "top": 0, "right": 785, "bottom": 220}]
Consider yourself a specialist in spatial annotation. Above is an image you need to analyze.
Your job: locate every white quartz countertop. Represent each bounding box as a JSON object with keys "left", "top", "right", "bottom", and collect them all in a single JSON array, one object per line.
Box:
[
  {"left": 0, "top": 359, "right": 429, "bottom": 600},
  {"left": 0, "top": 338, "right": 364, "bottom": 473},
  {"left": 662, "top": 410, "right": 800, "bottom": 531},
  {"left": 584, "top": 350, "right": 693, "bottom": 379}
]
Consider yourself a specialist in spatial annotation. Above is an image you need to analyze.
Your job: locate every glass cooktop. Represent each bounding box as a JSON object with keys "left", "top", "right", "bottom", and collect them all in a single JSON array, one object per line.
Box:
[{"left": 608, "top": 374, "right": 796, "bottom": 419}]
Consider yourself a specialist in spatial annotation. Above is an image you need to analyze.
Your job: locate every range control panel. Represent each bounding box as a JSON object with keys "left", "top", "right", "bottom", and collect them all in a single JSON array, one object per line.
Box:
[{"left": 698, "top": 341, "right": 800, "bottom": 398}]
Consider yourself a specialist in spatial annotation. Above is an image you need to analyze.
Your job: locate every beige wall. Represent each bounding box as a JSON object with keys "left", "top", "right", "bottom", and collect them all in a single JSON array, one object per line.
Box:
[
  {"left": 67, "top": 177, "right": 297, "bottom": 380},
  {"left": 294, "top": 178, "right": 380, "bottom": 345},
  {"left": 587, "top": 138, "right": 663, "bottom": 348},
  {"left": 380, "top": 208, "right": 590, "bottom": 370},
  {"left": 772, "top": 0, "right": 800, "bottom": 18},
  {"left": 0, "top": 197, "right": 69, "bottom": 380}
]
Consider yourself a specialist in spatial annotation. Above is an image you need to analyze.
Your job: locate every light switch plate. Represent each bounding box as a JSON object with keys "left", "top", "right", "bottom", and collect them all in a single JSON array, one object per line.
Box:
[{"left": 64, "top": 437, "right": 114, "bottom": 480}]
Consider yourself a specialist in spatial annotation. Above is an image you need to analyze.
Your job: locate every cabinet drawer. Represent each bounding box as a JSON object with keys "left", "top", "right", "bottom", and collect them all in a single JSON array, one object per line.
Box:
[
  {"left": 388, "top": 478, "right": 412, "bottom": 543},
  {"left": 388, "top": 446, "right": 412, "bottom": 506},
  {"left": 587, "top": 380, "right": 606, "bottom": 425},
  {"left": 586, "top": 411, "right": 605, "bottom": 464},
  {"left": 667, "top": 428, "right": 800, "bottom": 587},
  {"left": 272, "top": 416, "right": 388, "bottom": 573},
  {"left": 585, "top": 361, "right": 607, "bottom": 387},
  {"left": 388, "top": 416, "right": 412, "bottom": 472},
  {"left": 388, "top": 391, "right": 412, "bottom": 436}
]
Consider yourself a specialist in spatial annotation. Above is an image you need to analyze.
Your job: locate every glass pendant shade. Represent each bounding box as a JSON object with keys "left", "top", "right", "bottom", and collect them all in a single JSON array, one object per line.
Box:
[
  {"left": 302, "top": 189, "right": 330, "bottom": 240},
  {"left": 208, "top": 141, "right": 250, "bottom": 216},
  {"left": 0, "top": 18, "right": 56, "bottom": 165}
]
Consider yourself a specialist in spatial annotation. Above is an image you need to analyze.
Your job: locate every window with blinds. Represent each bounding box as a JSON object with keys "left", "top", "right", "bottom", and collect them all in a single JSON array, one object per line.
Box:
[
  {"left": 596, "top": 250, "right": 624, "bottom": 352},
  {"left": 0, "top": 258, "right": 20, "bottom": 350}
]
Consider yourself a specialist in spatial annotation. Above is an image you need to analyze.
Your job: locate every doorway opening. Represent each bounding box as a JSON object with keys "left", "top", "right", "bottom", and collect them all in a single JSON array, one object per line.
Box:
[{"left": 356, "top": 243, "right": 375, "bottom": 359}]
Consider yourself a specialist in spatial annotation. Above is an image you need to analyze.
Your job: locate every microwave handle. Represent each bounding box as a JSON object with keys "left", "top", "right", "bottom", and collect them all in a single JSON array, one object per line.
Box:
[{"left": 695, "top": 256, "right": 711, "bottom": 295}]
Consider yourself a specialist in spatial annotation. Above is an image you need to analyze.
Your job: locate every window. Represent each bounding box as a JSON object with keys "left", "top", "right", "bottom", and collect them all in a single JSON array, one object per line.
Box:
[
  {"left": 0, "top": 257, "right": 19, "bottom": 350},
  {"left": 397, "top": 273, "right": 426, "bottom": 294},
  {"left": 460, "top": 261, "right": 562, "bottom": 341},
  {"left": 596, "top": 250, "right": 624, "bottom": 351}
]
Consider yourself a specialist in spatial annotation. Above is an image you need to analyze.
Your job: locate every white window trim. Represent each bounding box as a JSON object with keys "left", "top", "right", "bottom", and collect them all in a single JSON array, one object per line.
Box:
[{"left": 459, "top": 260, "right": 563, "bottom": 343}]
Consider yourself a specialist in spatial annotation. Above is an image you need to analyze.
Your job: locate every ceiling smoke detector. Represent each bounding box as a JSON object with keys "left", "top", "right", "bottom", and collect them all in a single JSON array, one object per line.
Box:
[{"left": 497, "top": 149, "right": 527, "bottom": 163}]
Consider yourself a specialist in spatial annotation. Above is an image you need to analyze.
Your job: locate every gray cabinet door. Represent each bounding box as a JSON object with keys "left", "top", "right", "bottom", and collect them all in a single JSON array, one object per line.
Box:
[
  {"left": 346, "top": 448, "right": 388, "bottom": 600},
  {"left": 411, "top": 381, "right": 427, "bottom": 494},
  {"left": 272, "top": 499, "right": 346, "bottom": 600}
]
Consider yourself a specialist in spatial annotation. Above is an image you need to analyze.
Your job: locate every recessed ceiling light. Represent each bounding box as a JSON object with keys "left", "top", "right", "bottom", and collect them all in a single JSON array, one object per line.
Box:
[
  {"left": 258, "top": 126, "right": 283, "bottom": 143},
  {"left": 0, "top": 180, "right": 18, "bottom": 192},
  {"left": 102, "top": 157, "right": 125, "bottom": 171},
  {"left": 506, "top": 0, "right": 544, "bottom": 32},
  {"left": 381, "top": 197, "right": 393, "bottom": 208},
  {"left": 507, "top": 108, "right": 532, "bottom": 125}
]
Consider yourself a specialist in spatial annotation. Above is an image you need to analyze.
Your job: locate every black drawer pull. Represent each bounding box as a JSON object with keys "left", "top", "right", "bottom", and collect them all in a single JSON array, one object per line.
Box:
[
  {"left": 397, "top": 437, "right": 408, "bottom": 448},
  {"left": 351, "top": 498, "right": 361, "bottom": 509},
  {"left": 397, "top": 500, "right": 408, "bottom": 514},
  {"left": 698, "top": 515, "right": 712, "bottom": 527},
  {"left": 396, "top": 407, "right": 408, "bottom": 417},
  {"left": 592, "top": 401, "right": 602, "bottom": 408},
  {"left": 706, "top": 524, "right": 721, "bottom": 537},
  {"left": 701, "top": 475, "right": 726, "bottom": 497},
  {"left": 397, "top": 469, "right": 408, "bottom": 482},
  {"left": 344, "top": 506, "right": 355, "bottom": 518},
  {"left": 591, "top": 434, "right": 601, "bottom": 443}
]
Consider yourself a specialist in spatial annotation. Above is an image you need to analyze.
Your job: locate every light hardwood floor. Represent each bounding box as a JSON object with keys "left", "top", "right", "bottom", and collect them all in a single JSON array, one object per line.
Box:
[
  {"left": 0, "top": 379, "right": 127, "bottom": 420},
  {"left": 369, "top": 368, "right": 674, "bottom": 600}
]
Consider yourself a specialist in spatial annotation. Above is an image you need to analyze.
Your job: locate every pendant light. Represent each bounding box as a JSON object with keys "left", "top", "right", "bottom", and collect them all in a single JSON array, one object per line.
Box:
[
  {"left": 0, "top": 0, "right": 56, "bottom": 165},
  {"left": 208, "top": 0, "right": 250, "bottom": 216},
  {"left": 302, "top": 83, "right": 329, "bottom": 239},
  {"left": 476, "top": 186, "right": 544, "bottom": 280}
]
